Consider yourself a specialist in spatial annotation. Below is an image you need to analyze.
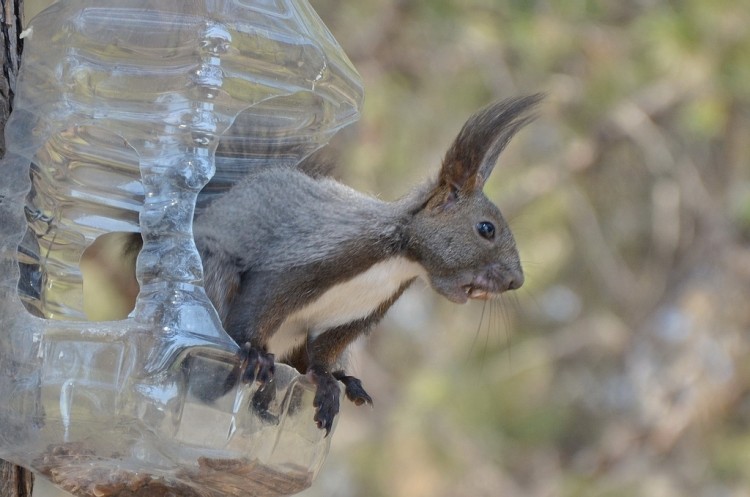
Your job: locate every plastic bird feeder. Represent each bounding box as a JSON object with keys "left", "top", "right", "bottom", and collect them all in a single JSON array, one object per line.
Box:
[{"left": 0, "top": 1, "right": 363, "bottom": 495}]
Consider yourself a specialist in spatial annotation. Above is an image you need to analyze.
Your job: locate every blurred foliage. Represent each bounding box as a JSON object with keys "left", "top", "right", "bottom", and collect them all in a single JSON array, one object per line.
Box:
[
  {"left": 294, "top": 0, "right": 750, "bottom": 496},
  {"left": 67, "top": 0, "right": 750, "bottom": 495}
]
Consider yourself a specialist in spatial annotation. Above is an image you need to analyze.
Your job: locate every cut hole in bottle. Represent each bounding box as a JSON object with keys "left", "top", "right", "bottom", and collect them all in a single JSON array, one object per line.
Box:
[
  {"left": 80, "top": 231, "right": 140, "bottom": 321},
  {"left": 19, "top": 125, "right": 142, "bottom": 320}
]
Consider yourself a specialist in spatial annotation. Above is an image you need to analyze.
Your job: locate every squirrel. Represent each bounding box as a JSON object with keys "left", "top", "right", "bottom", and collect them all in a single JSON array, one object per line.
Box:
[{"left": 128, "top": 94, "right": 540, "bottom": 433}]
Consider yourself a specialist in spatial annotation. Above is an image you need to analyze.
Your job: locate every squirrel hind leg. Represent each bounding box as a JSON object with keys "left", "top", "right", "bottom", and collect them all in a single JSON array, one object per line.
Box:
[{"left": 279, "top": 343, "right": 309, "bottom": 374}]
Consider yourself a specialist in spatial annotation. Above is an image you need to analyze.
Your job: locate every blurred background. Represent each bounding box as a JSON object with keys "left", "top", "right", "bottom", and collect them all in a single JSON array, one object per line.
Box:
[
  {"left": 28, "top": 0, "right": 750, "bottom": 496},
  {"left": 299, "top": 1, "right": 750, "bottom": 496}
]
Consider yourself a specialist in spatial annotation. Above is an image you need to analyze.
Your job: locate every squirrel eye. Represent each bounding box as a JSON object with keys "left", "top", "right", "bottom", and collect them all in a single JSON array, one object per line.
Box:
[{"left": 476, "top": 221, "right": 495, "bottom": 240}]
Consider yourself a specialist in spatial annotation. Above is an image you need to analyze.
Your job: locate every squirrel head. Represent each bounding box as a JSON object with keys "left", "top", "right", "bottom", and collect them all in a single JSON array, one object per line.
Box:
[{"left": 406, "top": 95, "right": 541, "bottom": 303}]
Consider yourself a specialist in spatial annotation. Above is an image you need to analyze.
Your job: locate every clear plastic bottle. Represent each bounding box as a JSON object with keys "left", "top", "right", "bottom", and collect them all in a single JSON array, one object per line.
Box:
[{"left": 0, "top": 1, "right": 363, "bottom": 495}]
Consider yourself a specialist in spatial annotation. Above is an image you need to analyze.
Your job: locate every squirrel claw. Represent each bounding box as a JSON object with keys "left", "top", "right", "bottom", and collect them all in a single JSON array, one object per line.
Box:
[
  {"left": 332, "top": 371, "right": 373, "bottom": 407},
  {"left": 241, "top": 345, "right": 278, "bottom": 423},
  {"left": 250, "top": 381, "right": 279, "bottom": 424},
  {"left": 239, "top": 342, "right": 275, "bottom": 385}
]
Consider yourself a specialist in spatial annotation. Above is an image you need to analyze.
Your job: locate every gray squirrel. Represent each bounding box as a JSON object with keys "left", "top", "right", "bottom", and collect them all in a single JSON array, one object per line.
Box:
[{"left": 134, "top": 94, "right": 539, "bottom": 433}]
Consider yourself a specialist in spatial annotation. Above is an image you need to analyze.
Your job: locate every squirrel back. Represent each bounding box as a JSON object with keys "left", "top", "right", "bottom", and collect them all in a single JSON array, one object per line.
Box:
[{"left": 193, "top": 166, "right": 402, "bottom": 273}]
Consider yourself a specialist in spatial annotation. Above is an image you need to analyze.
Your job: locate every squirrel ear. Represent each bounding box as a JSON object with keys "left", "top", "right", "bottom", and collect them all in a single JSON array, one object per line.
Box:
[{"left": 440, "top": 94, "right": 543, "bottom": 192}]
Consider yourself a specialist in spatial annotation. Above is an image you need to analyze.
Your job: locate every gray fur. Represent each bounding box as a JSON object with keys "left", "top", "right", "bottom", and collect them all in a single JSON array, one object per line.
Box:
[{"left": 194, "top": 169, "right": 404, "bottom": 272}]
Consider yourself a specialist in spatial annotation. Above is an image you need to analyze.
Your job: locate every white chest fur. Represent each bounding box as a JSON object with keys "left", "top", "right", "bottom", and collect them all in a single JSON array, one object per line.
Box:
[{"left": 268, "top": 256, "right": 425, "bottom": 355}]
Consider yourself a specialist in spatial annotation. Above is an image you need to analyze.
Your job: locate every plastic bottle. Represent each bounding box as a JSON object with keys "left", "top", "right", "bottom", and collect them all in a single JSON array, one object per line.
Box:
[{"left": 0, "top": 1, "right": 363, "bottom": 495}]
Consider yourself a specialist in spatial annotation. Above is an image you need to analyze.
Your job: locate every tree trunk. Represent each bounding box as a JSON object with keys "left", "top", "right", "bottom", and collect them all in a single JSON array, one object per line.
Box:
[
  {"left": 0, "top": 0, "right": 22, "bottom": 155},
  {"left": 0, "top": 1, "right": 32, "bottom": 496},
  {"left": 0, "top": 464, "right": 33, "bottom": 497}
]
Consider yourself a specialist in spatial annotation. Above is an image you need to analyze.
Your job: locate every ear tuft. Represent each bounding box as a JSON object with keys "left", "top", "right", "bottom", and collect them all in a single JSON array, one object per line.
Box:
[{"left": 440, "top": 94, "right": 543, "bottom": 192}]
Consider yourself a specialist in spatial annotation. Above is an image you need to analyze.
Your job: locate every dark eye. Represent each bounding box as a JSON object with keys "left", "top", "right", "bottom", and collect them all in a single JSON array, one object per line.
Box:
[{"left": 476, "top": 221, "right": 495, "bottom": 240}]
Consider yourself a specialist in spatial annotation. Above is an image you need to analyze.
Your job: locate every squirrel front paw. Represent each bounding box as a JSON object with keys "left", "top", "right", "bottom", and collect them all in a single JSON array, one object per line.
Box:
[
  {"left": 250, "top": 380, "right": 279, "bottom": 424},
  {"left": 333, "top": 371, "right": 373, "bottom": 407},
  {"left": 310, "top": 370, "right": 341, "bottom": 435},
  {"left": 239, "top": 342, "right": 275, "bottom": 385},
  {"left": 310, "top": 370, "right": 374, "bottom": 435}
]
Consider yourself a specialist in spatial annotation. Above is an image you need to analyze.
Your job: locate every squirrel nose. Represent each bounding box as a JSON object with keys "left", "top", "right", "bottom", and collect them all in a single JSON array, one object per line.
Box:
[{"left": 505, "top": 269, "right": 524, "bottom": 291}]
